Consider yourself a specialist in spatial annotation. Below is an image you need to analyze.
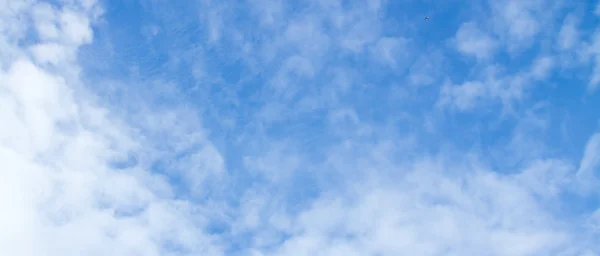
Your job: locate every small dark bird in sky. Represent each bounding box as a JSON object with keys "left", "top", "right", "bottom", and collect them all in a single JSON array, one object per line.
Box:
[{"left": 425, "top": 16, "right": 429, "bottom": 20}]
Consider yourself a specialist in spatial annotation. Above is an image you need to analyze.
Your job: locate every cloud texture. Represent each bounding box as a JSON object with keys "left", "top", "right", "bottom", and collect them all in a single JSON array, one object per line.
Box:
[{"left": 1, "top": 0, "right": 600, "bottom": 255}]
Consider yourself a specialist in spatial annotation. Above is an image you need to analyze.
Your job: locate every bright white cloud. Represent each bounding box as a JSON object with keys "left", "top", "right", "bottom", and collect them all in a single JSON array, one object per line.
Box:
[{"left": 0, "top": 0, "right": 225, "bottom": 255}]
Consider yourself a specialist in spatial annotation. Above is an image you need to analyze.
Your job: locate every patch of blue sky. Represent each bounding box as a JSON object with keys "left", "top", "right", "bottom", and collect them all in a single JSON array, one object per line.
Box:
[{"left": 98, "top": 0, "right": 579, "bottom": 194}]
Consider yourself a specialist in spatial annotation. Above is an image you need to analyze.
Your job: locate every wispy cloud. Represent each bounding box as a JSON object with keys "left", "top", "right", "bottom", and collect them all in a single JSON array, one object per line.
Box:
[
  {"left": 2, "top": 0, "right": 600, "bottom": 255},
  {"left": 577, "top": 132, "right": 600, "bottom": 191},
  {"left": 454, "top": 22, "right": 497, "bottom": 60},
  {"left": 558, "top": 14, "right": 580, "bottom": 51}
]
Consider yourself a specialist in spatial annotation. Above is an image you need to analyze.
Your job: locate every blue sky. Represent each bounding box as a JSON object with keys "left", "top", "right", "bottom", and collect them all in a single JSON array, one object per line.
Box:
[{"left": 1, "top": 0, "right": 600, "bottom": 255}]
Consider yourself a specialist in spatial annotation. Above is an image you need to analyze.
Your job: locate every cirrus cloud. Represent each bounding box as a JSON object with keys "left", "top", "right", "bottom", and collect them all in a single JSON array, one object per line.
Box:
[{"left": 1, "top": 0, "right": 600, "bottom": 255}]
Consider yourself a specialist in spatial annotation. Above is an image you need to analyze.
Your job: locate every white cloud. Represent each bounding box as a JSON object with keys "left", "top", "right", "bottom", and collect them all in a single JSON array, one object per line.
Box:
[
  {"left": 171, "top": 143, "right": 225, "bottom": 195},
  {"left": 577, "top": 132, "right": 600, "bottom": 190},
  {"left": 243, "top": 142, "right": 301, "bottom": 183},
  {"left": 3, "top": 0, "right": 600, "bottom": 255},
  {"left": 260, "top": 54, "right": 316, "bottom": 122},
  {"left": 585, "top": 30, "right": 600, "bottom": 92},
  {"left": 250, "top": 0, "right": 284, "bottom": 27},
  {"left": 515, "top": 159, "right": 573, "bottom": 198},
  {"left": 204, "top": 7, "right": 225, "bottom": 43},
  {"left": 408, "top": 50, "right": 444, "bottom": 87},
  {"left": 530, "top": 55, "right": 554, "bottom": 80},
  {"left": 327, "top": 2, "right": 384, "bottom": 54},
  {"left": 590, "top": 209, "right": 600, "bottom": 233},
  {"left": 29, "top": 42, "right": 72, "bottom": 65},
  {"left": 0, "top": 0, "right": 225, "bottom": 255},
  {"left": 31, "top": 3, "right": 60, "bottom": 41},
  {"left": 488, "top": 0, "right": 546, "bottom": 52},
  {"left": 371, "top": 37, "right": 412, "bottom": 70},
  {"left": 497, "top": 1, "right": 540, "bottom": 41},
  {"left": 438, "top": 56, "right": 557, "bottom": 112},
  {"left": 558, "top": 14, "right": 579, "bottom": 50},
  {"left": 439, "top": 80, "right": 486, "bottom": 111},
  {"left": 60, "top": 9, "right": 94, "bottom": 45},
  {"left": 282, "top": 17, "right": 331, "bottom": 57},
  {"left": 1, "top": 59, "right": 76, "bottom": 154},
  {"left": 339, "top": 18, "right": 379, "bottom": 53},
  {"left": 248, "top": 155, "right": 587, "bottom": 255},
  {"left": 455, "top": 22, "right": 497, "bottom": 60},
  {"left": 1, "top": 56, "right": 216, "bottom": 254}
]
